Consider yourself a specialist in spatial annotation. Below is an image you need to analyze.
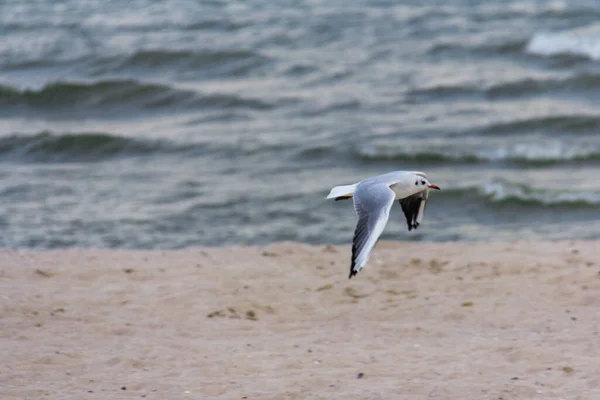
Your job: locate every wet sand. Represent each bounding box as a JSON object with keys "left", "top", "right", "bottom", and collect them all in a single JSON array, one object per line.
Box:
[{"left": 2, "top": 241, "right": 600, "bottom": 399}]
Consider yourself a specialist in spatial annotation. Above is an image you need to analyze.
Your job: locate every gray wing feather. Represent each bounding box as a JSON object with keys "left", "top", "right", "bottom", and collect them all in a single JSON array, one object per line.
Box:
[{"left": 349, "top": 183, "right": 395, "bottom": 278}]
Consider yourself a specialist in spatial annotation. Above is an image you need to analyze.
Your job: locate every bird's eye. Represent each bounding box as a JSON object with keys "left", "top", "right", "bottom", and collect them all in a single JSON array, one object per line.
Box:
[
  {"left": 415, "top": 181, "right": 418, "bottom": 185},
  {"left": 421, "top": 180, "right": 426, "bottom": 185}
]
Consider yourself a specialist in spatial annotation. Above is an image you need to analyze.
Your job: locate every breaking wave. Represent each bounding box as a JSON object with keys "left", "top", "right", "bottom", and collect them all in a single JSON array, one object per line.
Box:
[
  {"left": 442, "top": 180, "right": 600, "bottom": 207},
  {"left": 480, "top": 180, "right": 600, "bottom": 207},
  {"left": 356, "top": 141, "right": 600, "bottom": 166}
]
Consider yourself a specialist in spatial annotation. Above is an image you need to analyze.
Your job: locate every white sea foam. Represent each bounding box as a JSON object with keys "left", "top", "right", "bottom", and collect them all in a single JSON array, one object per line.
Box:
[
  {"left": 477, "top": 141, "right": 597, "bottom": 162},
  {"left": 357, "top": 140, "right": 600, "bottom": 163},
  {"left": 526, "top": 32, "right": 600, "bottom": 60},
  {"left": 482, "top": 180, "right": 600, "bottom": 205}
]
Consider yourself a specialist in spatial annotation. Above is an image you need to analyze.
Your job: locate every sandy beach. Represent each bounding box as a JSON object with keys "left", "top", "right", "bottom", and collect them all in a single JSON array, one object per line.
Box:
[{"left": 2, "top": 241, "right": 600, "bottom": 399}]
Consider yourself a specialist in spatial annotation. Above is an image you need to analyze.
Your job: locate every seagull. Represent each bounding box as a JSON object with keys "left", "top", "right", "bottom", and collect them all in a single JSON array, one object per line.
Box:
[{"left": 326, "top": 171, "right": 440, "bottom": 278}]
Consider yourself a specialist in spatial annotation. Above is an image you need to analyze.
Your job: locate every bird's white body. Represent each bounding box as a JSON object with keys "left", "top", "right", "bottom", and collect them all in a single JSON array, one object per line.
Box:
[
  {"left": 327, "top": 170, "right": 440, "bottom": 278},
  {"left": 326, "top": 171, "right": 430, "bottom": 200}
]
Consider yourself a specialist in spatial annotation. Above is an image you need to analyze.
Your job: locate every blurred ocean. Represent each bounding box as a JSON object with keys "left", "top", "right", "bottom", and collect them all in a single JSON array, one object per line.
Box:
[{"left": 2, "top": 0, "right": 600, "bottom": 249}]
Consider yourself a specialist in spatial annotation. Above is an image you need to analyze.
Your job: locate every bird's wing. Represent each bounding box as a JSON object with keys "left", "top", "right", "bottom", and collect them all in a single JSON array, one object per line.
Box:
[
  {"left": 399, "top": 189, "right": 429, "bottom": 231},
  {"left": 349, "top": 183, "right": 395, "bottom": 278}
]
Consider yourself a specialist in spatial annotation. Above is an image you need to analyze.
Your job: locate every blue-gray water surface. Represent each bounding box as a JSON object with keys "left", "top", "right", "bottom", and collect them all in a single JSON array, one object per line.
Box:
[{"left": 3, "top": 0, "right": 600, "bottom": 249}]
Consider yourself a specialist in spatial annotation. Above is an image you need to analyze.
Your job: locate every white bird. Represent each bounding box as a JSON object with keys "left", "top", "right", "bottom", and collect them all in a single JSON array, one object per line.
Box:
[{"left": 326, "top": 171, "right": 440, "bottom": 278}]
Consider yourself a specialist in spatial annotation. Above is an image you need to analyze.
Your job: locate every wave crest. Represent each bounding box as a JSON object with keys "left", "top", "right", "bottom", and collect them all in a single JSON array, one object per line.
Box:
[
  {"left": 478, "top": 115, "right": 600, "bottom": 135},
  {"left": 408, "top": 73, "right": 600, "bottom": 101},
  {"left": 0, "top": 132, "right": 179, "bottom": 162},
  {"left": 96, "top": 49, "right": 270, "bottom": 77},
  {"left": 0, "top": 80, "right": 274, "bottom": 113}
]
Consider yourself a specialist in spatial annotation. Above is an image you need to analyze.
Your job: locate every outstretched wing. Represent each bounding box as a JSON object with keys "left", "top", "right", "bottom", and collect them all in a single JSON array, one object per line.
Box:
[
  {"left": 399, "top": 190, "right": 428, "bottom": 231},
  {"left": 349, "top": 183, "right": 395, "bottom": 278}
]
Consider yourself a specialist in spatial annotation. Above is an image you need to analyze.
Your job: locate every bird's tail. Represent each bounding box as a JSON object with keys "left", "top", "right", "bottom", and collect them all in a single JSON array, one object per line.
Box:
[{"left": 326, "top": 184, "right": 357, "bottom": 200}]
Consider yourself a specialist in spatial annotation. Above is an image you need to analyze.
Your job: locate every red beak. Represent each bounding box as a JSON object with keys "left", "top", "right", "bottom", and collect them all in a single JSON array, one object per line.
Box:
[{"left": 428, "top": 184, "right": 441, "bottom": 190}]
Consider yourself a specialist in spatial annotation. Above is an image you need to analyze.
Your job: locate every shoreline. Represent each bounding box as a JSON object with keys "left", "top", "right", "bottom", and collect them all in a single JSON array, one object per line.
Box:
[{"left": 2, "top": 241, "right": 600, "bottom": 399}]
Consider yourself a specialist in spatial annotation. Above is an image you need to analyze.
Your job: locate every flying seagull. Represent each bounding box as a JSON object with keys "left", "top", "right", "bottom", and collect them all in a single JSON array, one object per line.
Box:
[{"left": 326, "top": 171, "right": 440, "bottom": 278}]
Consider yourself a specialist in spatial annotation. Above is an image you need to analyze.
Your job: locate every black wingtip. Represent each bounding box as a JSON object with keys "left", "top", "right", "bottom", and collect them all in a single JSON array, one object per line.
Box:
[
  {"left": 349, "top": 255, "right": 358, "bottom": 278},
  {"left": 350, "top": 234, "right": 358, "bottom": 279}
]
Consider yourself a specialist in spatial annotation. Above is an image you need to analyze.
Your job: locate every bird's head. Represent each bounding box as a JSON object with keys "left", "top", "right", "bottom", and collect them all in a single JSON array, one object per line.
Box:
[{"left": 410, "top": 173, "right": 441, "bottom": 194}]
